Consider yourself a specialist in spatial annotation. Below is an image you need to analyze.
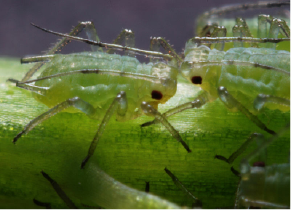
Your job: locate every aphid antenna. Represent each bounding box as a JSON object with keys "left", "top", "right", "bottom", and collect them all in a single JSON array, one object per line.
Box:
[
  {"left": 191, "top": 36, "right": 290, "bottom": 44},
  {"left": 30, "top": 23, "right": 173, "bottom": 61},
  {"left": 200, "top": 1, "right": 290, "bottom": 19},
  {"left": 16, "top": 69, "right": 166, "bottom": 86}
]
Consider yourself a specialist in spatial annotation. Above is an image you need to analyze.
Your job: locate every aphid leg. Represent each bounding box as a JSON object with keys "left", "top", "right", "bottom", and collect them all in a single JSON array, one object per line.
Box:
[
  {"left": 7, "top": 79, "right": 48, "bottom": 95},
  {"left": 33, "top": 199, "right": 52, "bottom": 209},
  {"left": 81, "top": 91, "right": 127, "bottom": 168},
  {"left": 241, "top": 123, "right": 290, "bottom": 174},
  {"left": 107, "top": 29, "right": 135, "bottom": 56},
  {"left": 267, "top": 18, "right": 290, "bottom": 48},
  {"left": 233, "top": 17, "right": 258, "bottom": 48},
  {"left": 31, "top": 23, "right": 173, "bottom": 61},
  {"left": 254, "top": 94, "right": 290, "bottom": 111},
  {"left": 215, "top": 133, "right": 264, "bottom": 164},
  {"left": 217, "top": 86, "right": 276, "bottom": 135},
  {"left": 145, "top": 181, "right": 150, "bottom": 193},
  {"left": 149, "top": 37, "right": 183, "bottom": 63},
  {"left": 20, "top": 55, "right": 54, "bottom": 64},
  {"left": 141, "top": 102, "right": 191, "bottom": 152},
  {"left": 196, "top": 1, "right": 290, "bottom": 37},
  {"left": 21, "top": 21, "right": 100, "bottom": 82},
  {"left": 198, "top": 23, "right": 218, "bottom": 37},
  {"left": 209, "top": 26, "right": 227, "bottom": 50},
  {"left": 199, "top": 1, "right": 290, "bottom": 21},
  {"left": 164, "top": 168, "right": 202, "bottom": 208},
  {"left": 258, "top": 15, "right": 270, "bottom": 40},
  {"left": 41, "top": 171, "right": 78, "bottom": 209},
  {"left": 12, "top": 97, "right": 97, "bottom": 144},
  {"left": 230, "top": 167, "right": 240, "bottom": 177},
  {"left": 141, "top": 90, "right": 210, "bottom": 127}
]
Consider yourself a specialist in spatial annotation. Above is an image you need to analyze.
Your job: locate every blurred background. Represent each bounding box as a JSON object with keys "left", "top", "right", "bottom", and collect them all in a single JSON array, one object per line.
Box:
[{"left": 0, "top": 0, "right": 288, "bottom": 57}]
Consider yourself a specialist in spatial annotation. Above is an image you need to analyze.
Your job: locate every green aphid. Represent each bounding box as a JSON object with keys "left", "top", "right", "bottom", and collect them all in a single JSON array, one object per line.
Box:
[
  {"left": 8, "top": 22, "right": 193, "bottom": 169},
  {"left": 195, "top": 0, "right": 290, "bottom": 51},
  {"left": 143, "top": 1, "right": 290, "bottom": 137}
]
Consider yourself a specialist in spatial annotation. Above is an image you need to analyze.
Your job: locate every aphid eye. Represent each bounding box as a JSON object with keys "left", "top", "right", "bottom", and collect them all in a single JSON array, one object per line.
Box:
[
  {"left": 151, "top": 90, "right": 163, "bottom": 100},
  {"left": 253, "top": 161, "right": 265, "bottom": 167},
  {"left": 191, "top": 76, "right": 202, "bottom": 84}
]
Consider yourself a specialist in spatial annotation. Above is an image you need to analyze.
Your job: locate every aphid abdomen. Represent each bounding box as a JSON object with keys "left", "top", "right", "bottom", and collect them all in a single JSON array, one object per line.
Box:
[
  {"left": 32, "top": 51, "right": 178, "bottom": 120},
  {"left": 239, "top": 163, "right": 290, "bottom": 208},
  {"left": 264, "top": 164, "right": 290, "bottom": 207},
  {"left": 218, "top": 47, "right": 290, "bottom": 112}
]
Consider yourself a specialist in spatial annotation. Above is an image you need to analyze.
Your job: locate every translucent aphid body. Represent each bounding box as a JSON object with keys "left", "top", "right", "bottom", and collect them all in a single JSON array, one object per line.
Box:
[
  {"left": 230, "top": 126, "right": 290, "bottom": 208},
  {"left": 195, "top": 1, "right": 290, "bottom": 51},
  {"left": 9, "top": 22, "right": 193, "bottom": 169},
  {"left": 33, "top": 51, "right": 178, "bottom": 121},
  {"left": 181, "top": 42, "right": 290, "bottom": 113},
  {"left": 237, "top": 162, "right": 290, "bottom": 208},
  {"left": 143, "top": 1, "right": 290, "bottom": 135}
]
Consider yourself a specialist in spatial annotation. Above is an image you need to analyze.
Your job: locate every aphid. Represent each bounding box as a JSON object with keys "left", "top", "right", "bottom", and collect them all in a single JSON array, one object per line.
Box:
[
  {"left": 164, "top": 167, "right": 202, "bottom": 208},
  {"left": 142, "top": 1, "right": 290, "bottom": 137},
  {"left": 8, "top": 22, "right": 192, "bottom": 169},
  {"left": 222, "top": 125, "right": 290, "bottom": 208},
  {"left": 195, "top": 0, "right": 290, "bottom": 51}
]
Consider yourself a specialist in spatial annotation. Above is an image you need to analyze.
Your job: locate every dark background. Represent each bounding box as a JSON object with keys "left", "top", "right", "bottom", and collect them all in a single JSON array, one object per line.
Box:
[{"left": 0, "top": 0, "right": 288, "bottom": 57}]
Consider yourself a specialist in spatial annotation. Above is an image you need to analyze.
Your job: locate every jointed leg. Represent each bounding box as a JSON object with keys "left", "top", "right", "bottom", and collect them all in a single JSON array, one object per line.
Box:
[
  {"left": 13, "top": 97, "right": 96, "bottom": 144},
  {"left": 21, "top": 21, "right": 100, "bottom": 82},
  {"left": 41, "top": 171, "right": 77, "bottom": 209},
  {"left": 232, "top": 17, "right": 259, "bottom": 48},
  {"left": 33, "top": 199, "right": 52, "bottom": 209},
  {"left": 254, "top": 94, "right": 290, "bottom": 111},
  {"left": 209, "top": 26, "right": 227, "bottom": 50},
  {"left": 107, "top": 29, "right": 135, "bottom": 56},
  {"left": 164, "top": 168, "right": 202, "bottom": 207},
  {"left": 141, "top": 102, "right": 191, "bottom": 153},
  {"left": 218, "top": 86, "right": 276, "bottom": 135},
  {"left": 12, "top": 91, "right": 128, "bottom": 168},
  {"left": 149, "top": 37, "right": 183, "bottom": 63},
  {"left": 6, "top": 78, "right": 48, "bottom": 95},
  {"left": 198, "top": 23, "right": 218, "bottom": 37},
  {"left": 215, "top": 133, "right": 264, "bottom": 164},
  {"left": 81, "top": 91, "right": 128, "bottom": 168},
  {"left": 141, "top": 90, "right": 210, "bottom": 127},
  {"left": 198, "top": 1, "right": 289, "bottom": 22},
  {"left": 30, "top": 23, "right": 173, "bottom": 61}
]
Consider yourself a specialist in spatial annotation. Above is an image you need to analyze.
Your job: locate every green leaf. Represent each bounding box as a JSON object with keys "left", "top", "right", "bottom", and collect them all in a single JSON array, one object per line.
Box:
[{"left": 0, "top": 57, "right": 289, "bottom": 208}]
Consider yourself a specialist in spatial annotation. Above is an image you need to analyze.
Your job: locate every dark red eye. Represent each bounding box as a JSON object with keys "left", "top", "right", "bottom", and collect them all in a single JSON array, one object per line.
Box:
[
  {"left": 151, "top": 90, "right": 163, "bottom": 100},
  {"left": 191, "top": 76, "right": 202, "bottom": 84},
  {"left": 253, "top": 161, "right": 265, "bottom": 167}
]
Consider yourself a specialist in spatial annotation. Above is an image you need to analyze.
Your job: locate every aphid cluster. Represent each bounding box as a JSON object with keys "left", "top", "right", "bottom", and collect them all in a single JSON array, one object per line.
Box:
[{"left": 7, "top": 0, "right": 290, "bottom": 208}]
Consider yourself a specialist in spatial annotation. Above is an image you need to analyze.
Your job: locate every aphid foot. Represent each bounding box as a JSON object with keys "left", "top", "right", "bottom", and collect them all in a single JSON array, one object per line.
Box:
[
  {"left": 33, "top": 198, "right": 51, "bottom": 209},
  {"left": 230, "top": 167, "right": 240, "bottom": 177},
  {"left": 214, "top": 155, "right": 229, "bottom": 163},
  {"left": 13, "top": 131, "right": 25, "bottom": 144},
  {"left": 140, "top": 120, "right": 155, "bottom": 127},
  {"left": 81, "top": 156, "right": 89, "bottom": 169},
  {"left": 7, "top": 78, "right": 19, "bottom": 83}
]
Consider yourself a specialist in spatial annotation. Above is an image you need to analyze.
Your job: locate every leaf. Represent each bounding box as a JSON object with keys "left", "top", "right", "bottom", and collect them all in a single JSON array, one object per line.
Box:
[{"left": 0, "top": 57, "right": 289, "bottom": 208}]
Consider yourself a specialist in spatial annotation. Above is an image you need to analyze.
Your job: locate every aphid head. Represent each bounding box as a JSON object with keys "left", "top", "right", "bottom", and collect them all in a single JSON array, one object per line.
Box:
[
  {"left": 180, "top": 61, "right": 216, "bottom": 92},
  {"left": 181, "top": 41, "right": 220, "bottom": 94},
  {"left": 181, "top": 41, "right": 209, "bottom": 86},
  {"left": 147, "top": 62, "right": 178, "bottom": 106}
]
